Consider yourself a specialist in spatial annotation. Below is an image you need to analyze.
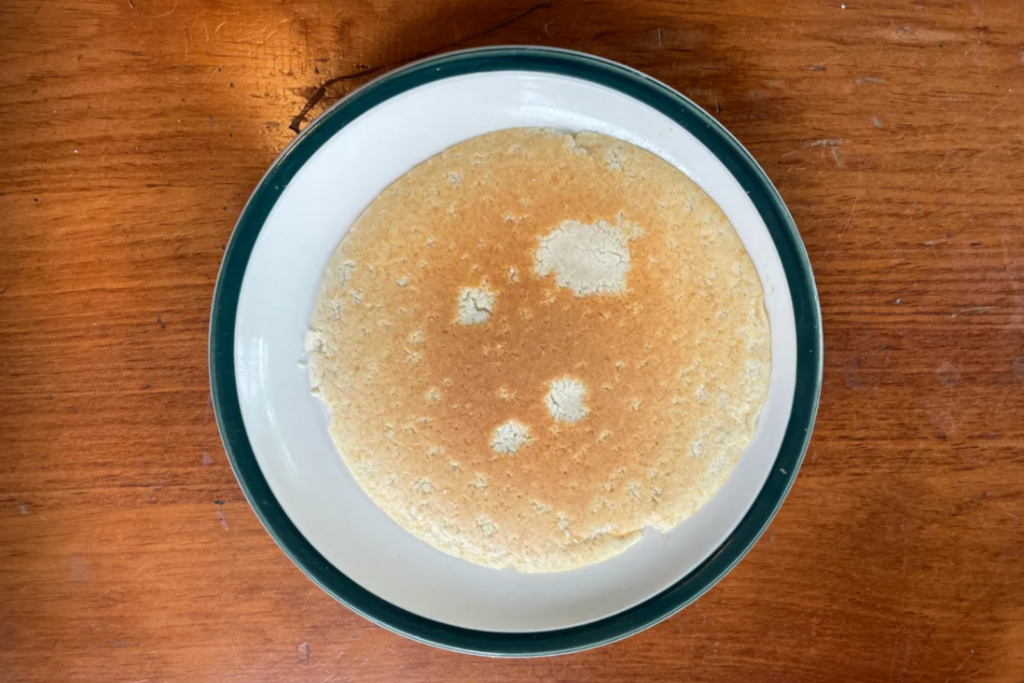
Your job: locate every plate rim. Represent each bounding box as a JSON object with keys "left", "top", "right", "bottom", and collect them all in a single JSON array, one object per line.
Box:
[{"left": 209, "top": 45, "right": 823, "bottom": 657}]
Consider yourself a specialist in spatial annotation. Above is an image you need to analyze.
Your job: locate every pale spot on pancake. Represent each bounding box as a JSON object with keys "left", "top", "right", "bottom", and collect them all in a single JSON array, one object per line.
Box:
[
  {"left": 477, "top": 516, "right": 497, "bottom": 537},
  {"left": 545, "top": 377, "right": 589, "bottom": 423},
  {"left": 336, "top": 260, "right": 357, "bottom": 283},
  {"left": 456, "top": 283, "right": 495, "bottom": 325},
  {"left": 491, "top": 420, "right": 531, "bottom": 455},
  {"left": 605, "top": 145, "right": 626, "bottom": 170},
  {"left": 395, "top": 276, "right": 411, "bottom": 287},
  {"left": 535, "top": 219, "right": 634, "bottom": 297},
  {"left": 556, "top": 512, "right": 571, "bottom": 531},
  {"left": 586, "top": 524, "right": 615, "bottom": 539},
  {"left": 304, "top": 330, "right": 325, "bottom": 353},
  {"left": 424, "top": 388, "right": 441, "bottom": 404}
]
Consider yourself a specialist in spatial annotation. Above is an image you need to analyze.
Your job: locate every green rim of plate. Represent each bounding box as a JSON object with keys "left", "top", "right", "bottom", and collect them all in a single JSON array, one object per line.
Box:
[{"left": 209, "top": 46, "right": 822, "bottom": 657}]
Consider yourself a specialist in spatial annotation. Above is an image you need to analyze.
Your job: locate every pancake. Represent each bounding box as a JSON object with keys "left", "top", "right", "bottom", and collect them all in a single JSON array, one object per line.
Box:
[{"left": 306, "top": 128, "right": 770, "bottom": 573}]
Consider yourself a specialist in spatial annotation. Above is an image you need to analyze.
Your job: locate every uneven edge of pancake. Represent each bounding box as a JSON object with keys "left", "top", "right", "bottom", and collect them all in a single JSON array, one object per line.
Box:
[{"left": 306, "top": 127, "right": 770, "bottom": 573}]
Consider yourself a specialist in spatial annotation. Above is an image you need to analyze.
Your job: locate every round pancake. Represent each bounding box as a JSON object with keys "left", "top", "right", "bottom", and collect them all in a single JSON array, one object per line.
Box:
[{"left": 306, "top": 128, "right": 770, "bottom": 573}]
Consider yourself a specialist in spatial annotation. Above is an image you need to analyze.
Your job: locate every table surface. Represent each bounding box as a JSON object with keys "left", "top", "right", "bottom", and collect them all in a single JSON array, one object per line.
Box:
[{"left": 2, "top": 0, "right": 1023, "bottom": 680}]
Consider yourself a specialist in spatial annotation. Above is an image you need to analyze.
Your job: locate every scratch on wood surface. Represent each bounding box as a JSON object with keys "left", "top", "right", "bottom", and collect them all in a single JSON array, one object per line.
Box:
[
  {"left": 20, "top": 1, "right": 45, "bottom": 31},
  {"left": 934, "top": 116, "right": 968, "bottom": 170},
  {"left": 805, "top": 138, "right": 845, "bottom": 147},
  {"left": 248, "top": 18, "right": 291, "bottom": 56},
  {"left": 938, "top": 144, "right": 997, "bottom": 190},
  {"left": 900, "top": 521, "right": 909, "bottom": 573},
  {"left": 937, "top": 91, "right": 1016, "bottom": 178},
  {"left": 942, "top": 650, "right": 974, "bottom": 683},
  {"left": 950, "top": 306, "right": 992, "bottom": 317},
  {"left": 543, "top": 16, "right": 559, "bottom": 37},
  {"left": 131, "top": 556, "right": 154, "bottom": 578},
  {"left": 824, "top": 171, "right": 863, "bottom": 260},
  {"left": 150, "top": 0, "right": 177, "bottom": 19}
]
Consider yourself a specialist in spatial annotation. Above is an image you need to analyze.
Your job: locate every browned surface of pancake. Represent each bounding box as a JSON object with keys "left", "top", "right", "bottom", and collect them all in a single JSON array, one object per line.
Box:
[{"left": 307, "top": 128, "right": 769, "bottom": 572}]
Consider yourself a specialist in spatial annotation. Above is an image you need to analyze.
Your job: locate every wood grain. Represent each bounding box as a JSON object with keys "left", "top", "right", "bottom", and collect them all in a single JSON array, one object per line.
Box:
[{"left": 1, "top": 0, "right": 1023, "bottom": 680}]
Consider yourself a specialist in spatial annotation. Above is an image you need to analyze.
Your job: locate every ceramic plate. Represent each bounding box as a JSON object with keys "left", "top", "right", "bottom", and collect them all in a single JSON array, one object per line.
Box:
[{"left": 210, "top": 46, "right": 822, "bottom": 656}]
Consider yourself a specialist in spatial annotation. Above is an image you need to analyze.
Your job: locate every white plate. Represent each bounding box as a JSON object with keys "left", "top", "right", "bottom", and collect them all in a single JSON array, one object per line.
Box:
[{"left": 213, "top": 47, "right": 820, "bottom": 653}]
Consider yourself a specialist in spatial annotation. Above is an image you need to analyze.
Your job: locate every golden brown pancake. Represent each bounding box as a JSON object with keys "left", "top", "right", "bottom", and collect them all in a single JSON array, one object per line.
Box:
[{"left": 307, "top": 128, "right": 769, "bottom": 573}]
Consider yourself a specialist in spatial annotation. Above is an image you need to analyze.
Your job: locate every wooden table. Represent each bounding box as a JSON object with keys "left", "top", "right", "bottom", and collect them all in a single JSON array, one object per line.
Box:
[{"left": 2, "top": 0, "right": 1023, "bottom": 680}]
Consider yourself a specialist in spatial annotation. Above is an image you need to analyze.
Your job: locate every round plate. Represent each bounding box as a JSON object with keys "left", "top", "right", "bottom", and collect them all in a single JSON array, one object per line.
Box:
[{"left": 210, "top": 46, "right": 821, "bottom": 656}]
